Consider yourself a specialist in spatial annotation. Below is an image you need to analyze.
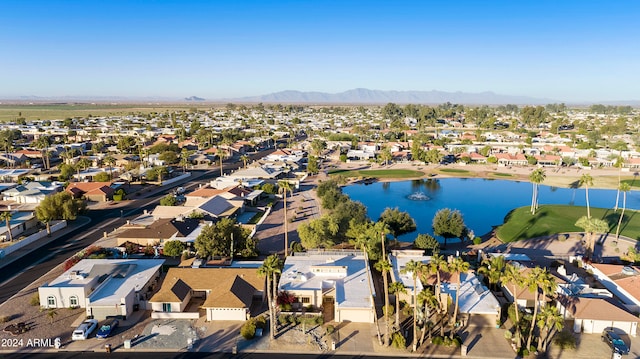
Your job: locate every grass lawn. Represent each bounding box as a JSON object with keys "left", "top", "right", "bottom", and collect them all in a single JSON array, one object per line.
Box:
[
  {"left": 621, "top": 178, "right": 640, "bottom": 188},
  {"left": 496, "top": 205, "right": 640, "bottom": 242},
  {"left": 438, "top": 168, "right": 471, "bottom": 174},
  {"left": 328, "top": 169, "right": 424, "bottom": 179},
  {"left": 490, "top": 172, "right": 515, "bottom": 178}
]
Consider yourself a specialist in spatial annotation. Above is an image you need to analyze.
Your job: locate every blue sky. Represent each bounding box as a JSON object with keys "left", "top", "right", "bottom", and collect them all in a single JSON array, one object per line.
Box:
[{"left": 1, "top": 1, "right": 639, "bottom": 102}]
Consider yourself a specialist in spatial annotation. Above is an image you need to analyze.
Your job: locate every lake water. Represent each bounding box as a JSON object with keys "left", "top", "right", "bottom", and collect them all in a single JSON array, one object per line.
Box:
[{"left": 342, "top": 178, "right": 640, "bottom": 243}]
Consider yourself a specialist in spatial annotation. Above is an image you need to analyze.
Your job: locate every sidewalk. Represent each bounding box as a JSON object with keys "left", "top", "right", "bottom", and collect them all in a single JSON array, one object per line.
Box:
[{"left": 0, "top": 216, "right": 91, "bottom": 271}]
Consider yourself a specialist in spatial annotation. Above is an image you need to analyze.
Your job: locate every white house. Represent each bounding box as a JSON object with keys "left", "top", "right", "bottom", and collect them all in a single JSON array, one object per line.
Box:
[
  {"left": 278, "top": 250, "right": 375, "bottom": 323},
  {"left": 38, "top": 259, "right": 164, "bottom": 320}
]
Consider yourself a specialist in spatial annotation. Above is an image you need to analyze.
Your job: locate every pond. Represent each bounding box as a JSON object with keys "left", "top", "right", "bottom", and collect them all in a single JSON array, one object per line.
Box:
[{"left": 342, "top": 178, "right": 640, "bottom": 243}]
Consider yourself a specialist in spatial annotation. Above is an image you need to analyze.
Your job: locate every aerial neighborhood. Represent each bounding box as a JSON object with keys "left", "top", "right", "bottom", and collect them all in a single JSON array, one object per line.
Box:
[{"left": 0, "top": 102, "right": 640, "bottom": 358}]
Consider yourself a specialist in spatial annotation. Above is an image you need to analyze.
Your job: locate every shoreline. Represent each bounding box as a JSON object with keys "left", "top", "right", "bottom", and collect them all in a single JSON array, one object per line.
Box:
[{"left": 331, "top": 161, "right": 632, "bottom": 190}]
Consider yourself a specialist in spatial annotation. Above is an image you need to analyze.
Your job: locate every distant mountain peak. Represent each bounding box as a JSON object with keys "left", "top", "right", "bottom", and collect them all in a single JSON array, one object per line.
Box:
[
  {"left": 185, "top": 96, "right": 205, "bottom": 101},
  {"left": 230, "top": 88, "right": 554, "bottom": 105}
]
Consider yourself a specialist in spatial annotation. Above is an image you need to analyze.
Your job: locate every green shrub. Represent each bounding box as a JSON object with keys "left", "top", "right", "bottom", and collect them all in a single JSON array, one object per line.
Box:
[
  {"left": 391, "top": 332, "right": 406, "bottom": 349},
  {"left": 240, "top": 320, "right": 256, "bottom": 340},
  {"left": 451, "top": 337, "right": 461, "bottom": 347},
  {"left": 473, "top": 237, "right": 482, "bottom": 245},
  {"left": 314, "top": 316, "right": 324, "bottom": 325},
  {"left": 30, "top": 294, "right": 40, "bottom": 306},
  {"left": 288, "top": 315, "right": 298, "bottom": 324},
  {"left": 278, "top": 314, "right": 289, "bottom": 326},
  {"left": 504, "top": 330, "right": 513, "bottom": 340},
  {"left": 254, "top": 316, "right": 266, "bottom": 329},
  {"left": 326, "top": 325, "right": 335, "bottom": 335},
  {"left": 432, "top": 336, "right": 444, "bottom": 345},
  {"left": 553, "top": 330, "right": 577, "bottom": 349},
  {"left": 383, "top": 304, "right": 395, "bottom": 317},
  {"left": 0, "top": 315, "right": 9, "bottom": 323}
]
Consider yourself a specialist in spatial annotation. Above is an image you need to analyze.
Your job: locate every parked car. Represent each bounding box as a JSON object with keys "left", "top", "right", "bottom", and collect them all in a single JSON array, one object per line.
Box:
[
  {"left": 72, "top": 319, "right": 98, "bottom": 340},
  {"left": 95, "top": 318, "right": 119, "bottom": 339},
  {"left": 602, "top": 329, "right": 630, "bottom": 355}
]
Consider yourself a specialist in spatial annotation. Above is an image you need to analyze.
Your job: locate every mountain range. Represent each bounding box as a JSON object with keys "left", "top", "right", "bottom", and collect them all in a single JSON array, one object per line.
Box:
[{"left": 231, "top": 88, "right": 556, "bottom": 105}]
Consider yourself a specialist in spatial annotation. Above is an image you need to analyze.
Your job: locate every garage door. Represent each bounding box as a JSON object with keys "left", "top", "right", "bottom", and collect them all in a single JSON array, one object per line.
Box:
[
  {"left": 90, "top": 306, "right": 120, "bottom": 321},
  {"left": 207, "top": 308, "right": 247, "bottom": 321},
  {"left": 591, "top": 320, "right": 611, "bottom": 334},
  {"left": 612, "top": 321, "right": 634, "bottom": 336},
  {"left": 337, "top": 308, "right": 374, "bottom": 323}
]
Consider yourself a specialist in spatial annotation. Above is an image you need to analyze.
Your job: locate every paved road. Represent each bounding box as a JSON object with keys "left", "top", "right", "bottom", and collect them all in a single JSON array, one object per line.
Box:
[{"left": 0, "top": 144, "right": 281, "bottom": 302}]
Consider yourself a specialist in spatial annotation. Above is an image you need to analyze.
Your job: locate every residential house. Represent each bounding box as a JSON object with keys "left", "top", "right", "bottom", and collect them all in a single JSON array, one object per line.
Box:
[
  {"left": 494, "top": 153, "right": 528, "bottom": 166},
  {"left": 589, "top": 263, "right": 640, "bottom": 313},
  {"left": 38, "top": 259, "right": 164, "bottom": 320},
  {"left": 149, "top": 267, "right": 265, "bottom": 321},
  {"left": 2, "top": 181, "right": 62, "bottom": 204},
  {"left": 116, "top": 217, "right": 201, "bottom": 246},
  {"left": 66, "top": 182, "right": 114, "bottom": 202},
  {"left": 557, "top": 296, "right": 639, "bottom": 336},
  {"left": 441, "top": 272, "right": 501, "bottom": 327},
  {"left": 278, "top": 250, "right": 375, "bottom": 323}
]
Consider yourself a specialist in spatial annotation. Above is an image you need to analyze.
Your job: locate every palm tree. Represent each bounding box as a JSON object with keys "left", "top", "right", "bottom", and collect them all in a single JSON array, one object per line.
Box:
[
  {"left": 374, "top": 259, "right": 393, "bottom": 346},
  {"left": 579, "top": 173, "right": 594, "bottom": 219},
  {"left": 34, "top": 135, "right": 51, "bottom": 169},
  {"left": 401, "top": 259, "right": 426, "bottom": 352},
  {"left": 76, "top": 157, "right": 92, "bottom": 180},
  {"left": 501, "top": 263, "right": 524, "bottom": 348},
  {"left": 389, "top": 281, "right": 406, "bottom": 330},
  {"left": 417, "top": 288, "right": 438, "bottom": 345},
  {"left": 529, "top": 168, "right": 546, "bottom": 215},
  {"left": 0, "top": 211, "right": 13, "bottom": 242},
  {"left": 257, "top": 254, "right": 282, "bottom": 340},
  {"left": 525, "top": 267, "right": 557, "bottom": 351},
  {"left": 46, "top": 308, "right": 58, "bottom": 324},
  {"left": 575, "top": 216, "right": 610, "bottom": 261},
  {"left": 103, "top": 155, "right": 116, "bottom": 181},
  {"left": 216, "top": 149, "right": 226, "bottom": 176},
  {"left": 536, "top": 304, "right": 564, "bottom": 353},
  {"left": 477, "top": 255, "right": 506, "bottom": 291},
  {"left": 615, "top": 183, "right": 632, "bottom": 240},
  {"left": 449, "top": 257, "right": 470, "bottom": 338},
  {"left": 278, "top": 180, "right": 294, "bottom": 257},
  {"left": 240, "top": 154, "right": 250, "bottom": 168},
  {"left": 429, "top": 254, "right": 448, "bottom": 316}
]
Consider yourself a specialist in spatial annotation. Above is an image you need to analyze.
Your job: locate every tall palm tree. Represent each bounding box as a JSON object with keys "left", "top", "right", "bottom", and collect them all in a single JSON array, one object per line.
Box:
[
  {"left": 103, "top": 155, "right": 116, "bottom": 181},
  {"left": 0, "top": 211, "right": 13, "bottom": 242},
  {"left": 579, "top": 173, "right": 594, "bottom": 219},
  {"left": 417, "top": 287, "right": 438, "bottom": 345},
  {"left": 449, "top": 257, "right": 470, "bottom": 338},
  {"left": 216, "top": 148, "right": 226, "bottom": 176},
  {"left": 429, "top": 254, "right": 448, "bottom": 316},
  {"left": 525, "top": 267, "right": 557, "bottom": 351},
  {"left": 401, "top": 259, "right": 426, "bottom": 352},
  {"left": 257, "top": 254, "right": 282, "bottom": 340},
  {"left": 374, "top": 259, "right": 392, "bottom": 346},
  {"left": 575, "top": 216, "right": 610, "bottom": 261},
  {"left": 34, "top": 135, "right": 51, "bottom": 169},
  {"left": 389, "top": 281, "right": 406, "bottom": 330},
  {"left": 501, "top": 263, "right": 524, "bottom": 348},
  {"left": 615, "top": 183, "right": 632, "bottom": 240},
  {"left": 240, "top": 154, "right": 250, "bottom": 169},
  {"left": 278, "top": 180, "right": 294, "bottom": 257},
  {"left": 529, "top": 168, "right": 546, "bottom": 215},
  {"left": 536, "top": 304, "right": 564, "bottom": 353}
]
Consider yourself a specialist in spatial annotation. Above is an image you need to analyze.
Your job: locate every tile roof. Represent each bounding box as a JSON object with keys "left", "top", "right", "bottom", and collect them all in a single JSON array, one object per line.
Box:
[
  {"left": 558, "top": 295, "right": 640, "bottom": 322},
  {"left": 149, "top": 268, "right": 264, "bottom": 308}
]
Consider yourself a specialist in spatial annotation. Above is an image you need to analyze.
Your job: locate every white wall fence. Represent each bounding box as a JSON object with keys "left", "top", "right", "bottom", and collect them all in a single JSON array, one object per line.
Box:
[
  {"left": 151, "top": 311, "right": 200, "bottom": 320},
  {"left": 1, "top": 220, "right": 67, "bottom": 257},
  {"left": 160, "top": 172, "right": 191, "bottom": 186}
]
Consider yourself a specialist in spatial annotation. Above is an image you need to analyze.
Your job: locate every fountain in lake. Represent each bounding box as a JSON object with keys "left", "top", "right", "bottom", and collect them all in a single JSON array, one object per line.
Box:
[{"left": 407, "top": 191, "right": 430, "bottom": 201}]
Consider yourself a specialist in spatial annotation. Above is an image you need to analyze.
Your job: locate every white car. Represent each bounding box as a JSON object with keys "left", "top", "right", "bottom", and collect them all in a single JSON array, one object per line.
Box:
[{"left": 71, "top": 319, "right": 98, "bottom": 340}]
